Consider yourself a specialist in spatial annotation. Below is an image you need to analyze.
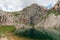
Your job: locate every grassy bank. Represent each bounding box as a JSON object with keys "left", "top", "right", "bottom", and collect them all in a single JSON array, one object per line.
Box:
[{"left": 0, "top": 25, "right": 15, "bottom": 34}]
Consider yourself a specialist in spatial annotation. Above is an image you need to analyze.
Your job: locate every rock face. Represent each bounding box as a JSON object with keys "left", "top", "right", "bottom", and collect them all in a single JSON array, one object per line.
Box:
[
  {"left": 14, "top": 1, "right": 60, "bottom": 30},
  {"left": 51, "top": 0, "right": 60, "bottom": 12},
  {"left": 14, "top": 4, "right": 48, "bottom": 29},
  {"left": 35, "top": 1, "right": 60, "bottom": 32},
  {"left": 0, "top": 11, "right": 14, "bottom": 25},
  {"left": 35, "top": 14, "right": 60, "bottom": 30}
]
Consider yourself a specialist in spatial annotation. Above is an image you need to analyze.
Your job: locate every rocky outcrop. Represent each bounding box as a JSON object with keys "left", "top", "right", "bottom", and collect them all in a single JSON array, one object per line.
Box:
[
  {"left": 14, "top": 3, "right": 60, "bottom": 31},
  {"left": 0, "top": 11, "right": 14, "bottom": 25},
  {"left": 50, "top": 0, "right": 60, "bottom": 12},
  {"left": 14, "top": 4, "right": 48, "bottom": 29},
  {"left": 35, "top": 14, "right": 60, "bottom": 30}
]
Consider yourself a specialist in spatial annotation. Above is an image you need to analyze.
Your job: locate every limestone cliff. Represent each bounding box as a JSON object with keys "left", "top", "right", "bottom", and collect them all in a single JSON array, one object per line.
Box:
[{"left": 0, "top": 11, "right": 14, "bottom": 25}]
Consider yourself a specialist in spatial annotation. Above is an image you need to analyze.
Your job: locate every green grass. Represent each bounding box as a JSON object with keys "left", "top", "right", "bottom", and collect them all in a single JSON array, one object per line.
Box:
[
  {"left": 48, "top": 10, "right": 60, "bottom": 16},
  {"left": 11, "top": 12, "right": 20, "bottom": 16},
  {"left": 0, "top": 25, "right": 15, "bottom": 34}
]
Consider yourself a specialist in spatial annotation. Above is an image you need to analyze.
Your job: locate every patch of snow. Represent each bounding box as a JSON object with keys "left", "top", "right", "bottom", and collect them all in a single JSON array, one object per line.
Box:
[{"left": 0, "top": 0, "right": 58, "bottom": 12}]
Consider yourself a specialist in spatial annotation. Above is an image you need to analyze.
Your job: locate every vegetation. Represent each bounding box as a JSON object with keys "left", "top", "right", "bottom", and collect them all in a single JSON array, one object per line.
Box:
[
  {"left": 11, "top": 12, "right": 20, "bottom": 16},
  {"left": 14, "top": 27, "right": 60, "bottom": 40},
  {"left": 0, "top": 25, "right": 15, "bottom": 34},
  {"left": 48, "top": 10, "right": 60, "bottom": 16},
  {"left": 0, "top": 25, "right": 34, "bottom": 40},
  {"left": 0, "top": 25, "right": 60, "bottom": 40}
]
